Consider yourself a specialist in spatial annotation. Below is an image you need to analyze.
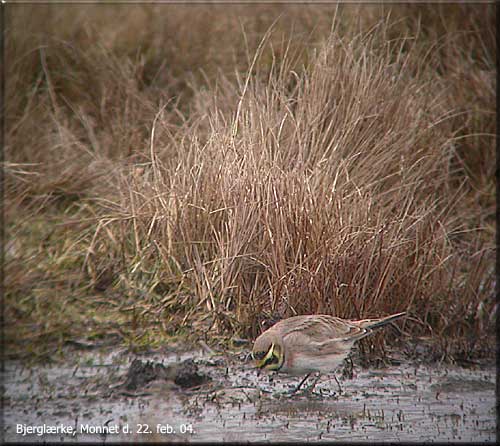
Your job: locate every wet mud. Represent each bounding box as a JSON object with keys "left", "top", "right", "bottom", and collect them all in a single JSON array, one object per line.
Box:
[{"left": 3, "top": 346, "right": 496, "bottom": 442}]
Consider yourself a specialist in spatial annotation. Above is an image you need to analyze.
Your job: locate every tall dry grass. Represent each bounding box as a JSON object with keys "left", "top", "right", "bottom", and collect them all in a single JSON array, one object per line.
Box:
[{"left": 4, "top": 4, "right": 495, "bottom": 360}]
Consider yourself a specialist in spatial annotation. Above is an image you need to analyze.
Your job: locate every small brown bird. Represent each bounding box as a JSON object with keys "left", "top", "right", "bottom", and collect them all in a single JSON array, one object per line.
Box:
[{"left": 252, "top": 312, "right": 406, "bottom": 393}]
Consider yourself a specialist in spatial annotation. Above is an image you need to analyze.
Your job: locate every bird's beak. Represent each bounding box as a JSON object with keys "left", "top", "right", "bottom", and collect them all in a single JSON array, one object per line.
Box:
[
  {"left": 253, "top": 352, "right": 266, "bottom": 369},
  {"left": 255, "top": 358, "right": 266, "bottom": 369}
]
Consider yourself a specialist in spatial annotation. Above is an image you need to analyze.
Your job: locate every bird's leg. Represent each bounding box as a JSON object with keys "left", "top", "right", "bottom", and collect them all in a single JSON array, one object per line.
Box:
[
  {"left": 310, "top": 373, "right": 342, "bottom": 396},
  {"left": 290, "top": 373, "right": 311, "bottom": 394},
  {"left": 342, "top": 354, "right": 354, "bottom": 380},
  {"left": 333, "top": 373, "right": 343, "bottom": 395},
  {"left": 306, "top": 372, "right": 322, "bottom": 395}
]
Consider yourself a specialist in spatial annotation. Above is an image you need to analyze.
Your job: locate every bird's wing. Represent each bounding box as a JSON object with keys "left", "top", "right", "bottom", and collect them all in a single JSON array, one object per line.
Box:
[
  {"left": 281, "top": 316, "right": 368, "bottom": 346},
  {"left": 283, "top": 330, "right": 354, "bottom": 357}
]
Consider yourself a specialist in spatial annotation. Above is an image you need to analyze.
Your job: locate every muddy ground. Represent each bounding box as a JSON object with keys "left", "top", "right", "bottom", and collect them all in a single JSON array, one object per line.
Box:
[{"left": 3, "top": 344, "right": 496, "bottom": 443}]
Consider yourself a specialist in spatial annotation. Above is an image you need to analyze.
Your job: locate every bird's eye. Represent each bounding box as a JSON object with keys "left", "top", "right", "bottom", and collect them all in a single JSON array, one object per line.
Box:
[{"left": 253, "top": 351, "right": 265, "bottom": 360}]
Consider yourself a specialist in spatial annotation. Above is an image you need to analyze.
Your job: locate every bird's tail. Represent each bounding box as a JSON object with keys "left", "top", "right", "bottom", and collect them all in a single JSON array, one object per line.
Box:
[{"left": 356, "top": 312, "right": 406, "bottom": 330}]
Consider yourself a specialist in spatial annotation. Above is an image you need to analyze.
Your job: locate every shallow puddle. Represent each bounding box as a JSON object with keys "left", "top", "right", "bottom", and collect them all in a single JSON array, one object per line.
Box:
[{"left": 3, "top": 347, "right": 496, "bottom": 442}]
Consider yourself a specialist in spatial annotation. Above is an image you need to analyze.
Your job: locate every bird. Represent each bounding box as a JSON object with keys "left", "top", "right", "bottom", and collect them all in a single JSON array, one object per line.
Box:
[{"left": 252, "top": 311, "right": 406, "bottom": 394}]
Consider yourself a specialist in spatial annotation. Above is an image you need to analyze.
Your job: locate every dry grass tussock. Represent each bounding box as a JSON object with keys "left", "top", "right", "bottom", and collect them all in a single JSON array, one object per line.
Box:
[{"left": 4, "top": 4, "right": 495, "bottom": 361}]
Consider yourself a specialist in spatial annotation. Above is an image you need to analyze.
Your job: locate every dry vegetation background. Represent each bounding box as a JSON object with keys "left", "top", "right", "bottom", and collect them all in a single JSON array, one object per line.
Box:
[{"left": 4, "top": 4, "right": 496, "bottom": 362}]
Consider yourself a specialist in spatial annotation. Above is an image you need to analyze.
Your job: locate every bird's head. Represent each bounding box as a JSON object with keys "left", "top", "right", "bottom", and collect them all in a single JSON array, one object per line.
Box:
[{"left": 252, "top": 332, "right": 284, "bottom": 371}]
